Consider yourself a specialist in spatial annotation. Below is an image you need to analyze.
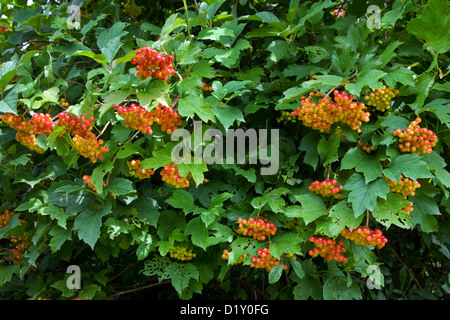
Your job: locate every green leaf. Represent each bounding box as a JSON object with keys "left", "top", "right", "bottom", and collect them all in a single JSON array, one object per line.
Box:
[
  {"left": 0, "top": 265, "right": 20, "bottom": 286},
  {"left": 185, "top": 217, "right": 208, "bottom": 251},
  {"left": 73, "top": 50, "right": 107, "bottom": 66},
  {"left": 406, "top": 0, "right": 450, "bottom": 54},
  {"left": 268, "top": 263, "right": 284, "bottom": 284},
  {"left": 382, "top": 67, "right": 416, "bottom": 87},
  {"left": 411, "top": 193, "right": 440, "bottom": 233},
  {"left": 289, "top": 193, "right": 328, "bottom": 225},
  {"left": 178, "top": 159, "right": 209, "bottom": 187},
  {"left": 209, "top": 192, "right": 234, "bottom": 208},
  {"left": 178, "top": 95, "right": 216, "bottom": 123},
  {"left": 341, "top": 147, "right": 383, "bottom": 183},
  {"left": 344, "top": 174, "right": 389, "bottom": 217},
  {"left": 97, "top": 22, "right": 128, "bottom": 63},
  {"left": 419, "top": 99, "right": 450, "bottom": 128},
  {"left": 408, "top": 72, "right": 435, "bottom": 111},
  {"left": 383, "top": 154, "right": 433, "bottom": 181},
  {"left": 49, "top": 225, "right": 72, "bottom": 253},
  {"left": 289, "top": 258, "right": 305, "bottom": 279},
  {"left": 0, "top": 61, "right": 21, "bottom": 92},
  {"left": 197, "top": 27, "right": 235, "bottom": 43},
  {"left": 166, "top": 190, "right": 197, "bottom": 214},
  {"left": 329, "top": 200, "right": 364, "bottom": 230},
  {"left": 106, "top": 178, "right": 135, "bottom": 196},
  {"left": 212, "top": 106, "right": 244, "bottom": 130},
  {"left": 372, "top": 193, "right": 412, "bottom": 229},
  {"left": 73, "top": 201, "right": 112, "bottom": 250},
  {"left": 317, "top": 132, "right": 340, "bottom": 167},
  {"left": 176, "top": 40, "right": 202, "bottom": 65},
  {"left": 270, "top": 233, "right": 302, "bottom": 259},
  {"left": 323, "top": 276, "right": 362, "bottom": 300},
  {"left": 136, "top": 234, "right": 153, "bottom": 260},
  {"left": 140, "top": 148, "right": 173, "bottom": 170}
]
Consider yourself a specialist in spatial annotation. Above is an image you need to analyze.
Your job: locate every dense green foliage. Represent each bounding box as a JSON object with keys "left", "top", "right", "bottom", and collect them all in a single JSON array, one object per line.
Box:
[{"left": 0, "top": 0, "right": 449, "bottom": 300}]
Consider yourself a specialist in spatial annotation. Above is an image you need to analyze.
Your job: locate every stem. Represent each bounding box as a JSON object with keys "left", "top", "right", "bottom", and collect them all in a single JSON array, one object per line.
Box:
[
  {"left": 366, "top": 209, "right": 370, "bottom": 227},
  {"left": 96, "top": 121, "right": 110, "bottom": 139},
  {"left": 182, "top": 0, "right": 191, "bottom": 39},
  {"left": 106, "top": 280, "right": 171, "bottom": 299}
]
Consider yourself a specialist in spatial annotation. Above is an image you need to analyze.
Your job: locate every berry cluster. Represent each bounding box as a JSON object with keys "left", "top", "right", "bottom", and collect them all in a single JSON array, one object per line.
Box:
[
  {"left": 0, "top": 209, "right": 15, "bottom": 228},
  {"left": 131, "top": 46, "right": 175, "bottom": 81},
  {"left": 82, "top": 175, "right": 107, "bottom": 193},
  {"left": 276, "top": 110, "right": 297, "bottom": 125},
  {"left": 0, "top": 26, "right": 12, "bottom": 32},
  {"left": 57, "top": 111, "right": 95, "bottom": 138},
  {"left": 365, "top": 86, "right": 399, "bottom": 112},
  {"left": 16, "top": 131, "right": 45, "bottom": 153},
  {"left": 121, "top": 0, "right": 142, "bottom": 16},
  {"left": 60, "top": 98, "right": 70, "bottom": 108},
  {"left": 160, "top": 163, "right": 190, "bottom": 188},
  {"left": 199, "top": 82, "right": 213, "bottom": 92},
  {"left": 0, "top": 113, "right": 32, "bottom": 132},
  {"left": 149, "top": 104, "right": 183, "bottom": 134},
  {"left": 114, "top": 104, "right": 154, "bottom": 135},
  {"left": 8, "top": 234, "right": 31, "bottom": 265},
  {"left": 0, "top": 112, "right": 55, "bottom": 153},
  {"left": 169, "top": 246, "right": 196, "bottom": 261},
  {"left": 393, "top": 118, "right": 438, "bottom": 154},
  {"left": 72, "top": 135, "right": 109, "bottom": 163},
  {"left": 249, "top": 248, "right": 287, "bottom": 272},
  {"left": 221, "top": 249, "right": 246, "bottom": 266},
  {"left": 332, "top": 8, "right": 345, "bottom": 18},
  {"left": 307, "top": 236, "right": 347, "bottom": 263},
  {"left": 236, "top": 217, "right": 277, "bottom": 241},
  {"left": 385, "top": 175, "right": 421, "bottom": 198},
  {"left": 357, "top": 140, "right": 376, "bottom": 153},
  {"left": 128, "top": 159, "right": 154, "bottom": 179},
  {"left": 29, "top": 113, "right": 55, "bottom": 136},
  {"left": 341, "top": 227, "right": 388, "bottom": 249},
  {"left": 309, "top": 179, "right": 343, "bottom": 199},
  {"left": 291, "top": 90, "right": 370, "bottom": 133}
]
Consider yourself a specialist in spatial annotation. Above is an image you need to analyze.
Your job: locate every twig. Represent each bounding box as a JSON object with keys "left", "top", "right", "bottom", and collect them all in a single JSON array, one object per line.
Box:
[
  {"left": 388, "top": 246, "right": 423, "bottom": 290},
  {"left": 106, "top": 280, "right": 171, "bottom": 299}
]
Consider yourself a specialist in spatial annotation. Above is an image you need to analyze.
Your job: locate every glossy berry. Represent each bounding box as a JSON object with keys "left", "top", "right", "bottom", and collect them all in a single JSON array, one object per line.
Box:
[
  {"left": 309, "top": 179, "right": 343, "bottom": 199},
  {"left": 221, "top": 249, "right": 246, "bottom": 266},
  {"left": 169, "top": 246, "right": 196, "bottom": 261},
  {"left": 365, "top": 86, "right": 399, "bottom": 112},
  {"left": 16, "top": 131, "right": 45, "bottom": 153},
  {"left": 199, "top": 82, "right": 213, "bottom": 92},
  {"left": 249, "top": 247, "right": 287, "bottom": 272},
  {"left": 57, "top": 111, "right": 95, "bottom": 139},
  {"left": 276, "top": 110, "right": 297, "bottom": 125},
  {"left": 236, "top": 217, "right": 277, "bottom": 241},
  {"left": 8, "top": 234, "right": 31, "bottom": 265},
  {"left": 393, "top": 118, "right": 438, "bottom": 154},
  {"left": 291, "top": 90, "right": 370, "bottom": 133},
  {"left": 307, "top": 236, "right": 348, "bottom": 263},
  {"left": 160, "top": 163, "right": 189, "bottom": 188},
  {"left": 128, "top": 159, "right": 154, "bottom": 179},
  {"left": 72, "top": 135, "right": 109, "bottom": 163},
  {"left": 149, "top": 104, "right": 183, "bottom": 134},
  {"left": 0, "top": 210, "right": 16, "bottom": 228},
  {"left": 357, "top": 140, "right": 376, "bottom": 153},
  {"left": 114, "top": 104, "right": 154, "bottom": 134},
  {"left": 341, "top": 227, "right": 388, "bottom": 249},
  {"left": 131, "top": 46, "right": 175, "bottom": 81},
  {"left": 83, "top": 175, "right": 107, "bottom": 194}
]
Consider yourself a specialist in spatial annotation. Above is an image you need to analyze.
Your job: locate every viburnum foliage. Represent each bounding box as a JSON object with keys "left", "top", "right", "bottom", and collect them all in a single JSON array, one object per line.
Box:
[{"left": 0, "top": 0, "right": 449, "bottom": 301}]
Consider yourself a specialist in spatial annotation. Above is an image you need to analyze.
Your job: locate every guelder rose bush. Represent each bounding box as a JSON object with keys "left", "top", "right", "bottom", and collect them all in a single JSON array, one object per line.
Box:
[{"left": 0, "top": 0, "right": 449, "bottom": 300}]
